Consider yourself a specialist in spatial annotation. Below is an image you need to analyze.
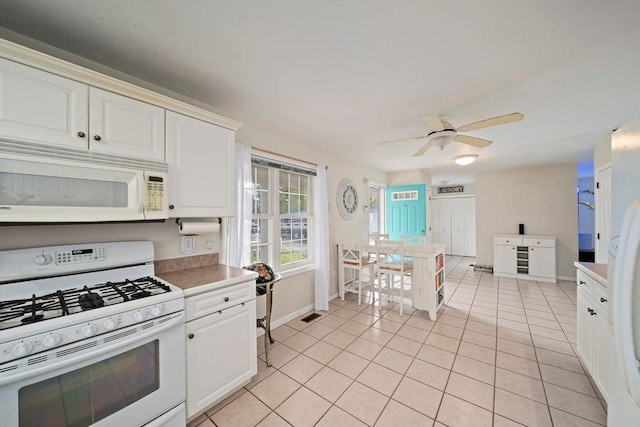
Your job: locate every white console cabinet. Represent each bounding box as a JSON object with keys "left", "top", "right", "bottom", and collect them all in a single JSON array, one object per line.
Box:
[{"left": 493, "top": 234, "right": 556, "bottom": 283}]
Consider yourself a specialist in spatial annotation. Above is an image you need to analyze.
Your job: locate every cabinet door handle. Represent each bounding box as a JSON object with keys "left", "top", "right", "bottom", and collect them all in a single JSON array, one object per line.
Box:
[
  {"left": 587, "top": 308, "right": 597, "bottom": 316},
  {"left": 77, "top": 131, "right": 86, "bottom": 138},
  {"left": 579, "top": 281, "right": 586, "bottom": 285},
  {"left": 600, "top": 297, "right": 607, "bottom": 303},
  {"left": 93, "top": 135, "right": 102, "bottom": 141},
  {"left": 169, "top": 204, "right": 175, "bottom": 210},
  {"left": 224, "top": 297, "right": 230, "bottom": 302},
  {"left": 188, "top": 333, "right": 195, "bottom": 339}
]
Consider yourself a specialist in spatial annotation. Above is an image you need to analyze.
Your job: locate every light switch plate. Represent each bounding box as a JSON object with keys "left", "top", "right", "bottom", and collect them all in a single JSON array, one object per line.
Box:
[{"left": 180, "top": 236, "right": 196, "bottom": 254}]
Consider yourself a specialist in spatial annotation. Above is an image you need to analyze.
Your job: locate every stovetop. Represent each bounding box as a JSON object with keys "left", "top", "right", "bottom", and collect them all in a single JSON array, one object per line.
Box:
[{"left": 0, "top": 276, "right": 174, "bottom": 331}]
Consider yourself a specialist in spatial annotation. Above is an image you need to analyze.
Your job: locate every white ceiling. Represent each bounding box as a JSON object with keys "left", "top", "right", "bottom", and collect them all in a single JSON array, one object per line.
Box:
[{"left": 1, "top": 1, "right": 639, "bottom": 184}]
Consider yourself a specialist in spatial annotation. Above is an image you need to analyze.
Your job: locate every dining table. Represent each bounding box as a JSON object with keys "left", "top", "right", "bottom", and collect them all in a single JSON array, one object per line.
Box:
[{"left": 338, "top": 240, "right": 447, "bottom": 320}]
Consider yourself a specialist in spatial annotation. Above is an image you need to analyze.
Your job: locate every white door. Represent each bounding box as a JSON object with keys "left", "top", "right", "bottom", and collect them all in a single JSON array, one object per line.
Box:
[
  {"left": 89, "top": 87, "right": 165, "bottom": 161},
  {"left": 463, "top": 197, "right": 476, "bottom": 256},
  {"left": 437, "top": 199, "right": 452, "bottom": 254},
  {"left": 451, "top": 198, "right": 465, "bottom": 255},
  {"left": 166, "top": 111, "right": 235, "bottom": 217},
  {"left": 0, "top": 58, "right": 88, "bottom": 149},
  {"left": 595, "top": 164, "right": 611, "bottom": 263}
]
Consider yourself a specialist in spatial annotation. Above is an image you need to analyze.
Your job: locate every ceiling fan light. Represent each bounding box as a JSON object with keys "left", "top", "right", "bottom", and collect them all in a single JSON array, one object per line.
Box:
[
  {"left": 453, "top": 154, "right": 478, "bottom": 165},
  {"left": 428, "top": 129, "right": 457, "bottom": 150}
]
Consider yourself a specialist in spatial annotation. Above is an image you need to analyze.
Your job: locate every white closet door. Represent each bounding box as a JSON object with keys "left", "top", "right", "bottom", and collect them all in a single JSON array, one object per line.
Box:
[
  {"left": 451, "top": 198, "right": 465, "bottom": 255},
  {"left": 438, "top": 199, "right": 453, "bottom": 254},
  {"left": 463, "top": 198, "right": 477, "bottom": 256}
]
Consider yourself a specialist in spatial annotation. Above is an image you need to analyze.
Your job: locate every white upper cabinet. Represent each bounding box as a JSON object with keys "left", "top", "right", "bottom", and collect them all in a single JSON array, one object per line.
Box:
[
  {"left": 89, "top": 87, "right": 165, "bottom": 161},
  {"left": 0, "top": 58, "right": 88, "bottom": 149},
  {"left": 166, "top": 111, "right": 235, "bottom": 217},
  {"left": 0, "top": 58, "right": 165, "bottom": 161}
]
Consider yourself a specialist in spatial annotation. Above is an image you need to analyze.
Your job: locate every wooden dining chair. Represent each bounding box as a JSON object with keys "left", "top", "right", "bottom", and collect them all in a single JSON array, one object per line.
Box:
[
  {"left": 375, "top": 239, "right": 413, "bottom": 315},
  {"left": 338, "top": 240, "right": 377, "bottom": 305}
]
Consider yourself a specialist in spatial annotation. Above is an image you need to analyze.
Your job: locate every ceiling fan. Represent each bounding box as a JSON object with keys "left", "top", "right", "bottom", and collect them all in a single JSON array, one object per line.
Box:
[{"left": 380, "top": 112, "right": 524, "bottom": 157}]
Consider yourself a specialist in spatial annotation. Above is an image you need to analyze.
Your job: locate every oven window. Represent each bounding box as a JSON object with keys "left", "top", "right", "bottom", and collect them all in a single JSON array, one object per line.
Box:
[{"left": 18, "top": 340, "right": 159, "bottom": 427}]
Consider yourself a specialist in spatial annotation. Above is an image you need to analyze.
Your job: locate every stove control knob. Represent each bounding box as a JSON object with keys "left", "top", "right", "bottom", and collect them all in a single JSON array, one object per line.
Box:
[
  {"left": 81, "top": 324, "right": 97, "bottom": 337},
  {"left": 42, "top": 333, "right": 61, "bottom": 348},
  {"left": 133, "top": 311, "right": 146, "bottom": 322},
  {"left": 34, "top": 254, "right": 53, "bottom": 265},
  {"left": 151, "top": 306, "right": 162, "bottom": 317},
  {"left": 103, "top": 318, "right": 117, "bottom": 330},
  {"left": 13, "top": 341, "right": 33, "bottom": 357}
]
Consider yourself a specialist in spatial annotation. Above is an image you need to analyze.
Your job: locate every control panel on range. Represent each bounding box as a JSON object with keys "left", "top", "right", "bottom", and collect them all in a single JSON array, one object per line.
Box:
[{"left": 0, "top": 299, "right": 183, "bottom": 364}]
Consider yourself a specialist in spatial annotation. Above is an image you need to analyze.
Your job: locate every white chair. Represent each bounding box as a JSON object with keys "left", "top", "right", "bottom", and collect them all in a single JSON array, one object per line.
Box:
[
  {"left": 338, "top": 240, "right": 377, "bottom": 305},
  {"left": 375, "top": 239, "right": 413, "bottom": 315},
  {"left": 400, "top": 234, "right": 428, "bottom": 244},
  {"left": 369, "top": 233, "right": 389, "bottom": 245}
]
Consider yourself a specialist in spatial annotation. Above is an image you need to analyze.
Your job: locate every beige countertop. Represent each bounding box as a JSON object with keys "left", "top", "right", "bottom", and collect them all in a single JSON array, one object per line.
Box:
[
  {"left": 574, "top": 261, "right": 608, "bottom": 285},
  {"left": 157, "top": 263, "right": 258, "bottom": 297}
]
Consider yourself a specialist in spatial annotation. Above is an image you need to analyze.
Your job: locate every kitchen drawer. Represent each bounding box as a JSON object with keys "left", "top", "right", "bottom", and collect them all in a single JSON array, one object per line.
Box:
[
  {"left": 186, "top": 280, "right": 255, "bottom": 322},
  {"left": 523, "top": 237, "right": 555, "bottom": 248},
  {"left": 576, "top": 270, "right": 594, "bottom": 296},
  {"left": 494, "top": 236, "right": 523, "bottom": 246}
]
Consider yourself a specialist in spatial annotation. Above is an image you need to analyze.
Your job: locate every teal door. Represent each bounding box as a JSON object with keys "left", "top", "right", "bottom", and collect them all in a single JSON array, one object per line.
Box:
[{"left": 385, "top": 184, "right": 427, "bottom": 241}]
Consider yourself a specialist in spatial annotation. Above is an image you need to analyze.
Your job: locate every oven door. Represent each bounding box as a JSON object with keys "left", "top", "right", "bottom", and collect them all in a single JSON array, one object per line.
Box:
[{"left": 0, "top": 312, "right": 185, "bottom": 427}]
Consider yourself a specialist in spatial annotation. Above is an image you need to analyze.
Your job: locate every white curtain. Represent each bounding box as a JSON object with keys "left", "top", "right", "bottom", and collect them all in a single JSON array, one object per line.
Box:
[
  {"left": 225, "top": 142, "right": 252, "bottom": 268},
  {"left": 314, "top": 164, "right": 330, "bottom": 311}
]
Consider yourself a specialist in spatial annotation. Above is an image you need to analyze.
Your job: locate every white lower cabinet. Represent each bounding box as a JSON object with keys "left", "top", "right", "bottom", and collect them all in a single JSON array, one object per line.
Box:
[
  {"left": 184, "top": 280, "right": 257, "bottom": 420},
  {"left": 575, "top": 267, "right": 609, "bottom": 401}
]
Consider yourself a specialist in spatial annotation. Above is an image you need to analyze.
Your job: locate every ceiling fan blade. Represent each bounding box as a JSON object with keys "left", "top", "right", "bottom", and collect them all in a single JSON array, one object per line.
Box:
[
  {"left": 378, "top": 136, "right": 426, "bottom": 144},
  {"left": 420, "top": 115, "right": 444, "bottom": 131},
  {"left": 457, "top": 112, "right": 524, "bottom": 132},
  {"left": 454, "top": 135, "right": 492, "bottom": 147},
  {"left": 412, "top": 142, "right": 432, "bottom": 157}
]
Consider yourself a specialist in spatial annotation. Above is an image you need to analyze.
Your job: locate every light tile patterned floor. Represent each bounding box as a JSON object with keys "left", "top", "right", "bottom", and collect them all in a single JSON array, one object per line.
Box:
[{"left": 188, "top": 256, "right": 606, "bottom": 427}]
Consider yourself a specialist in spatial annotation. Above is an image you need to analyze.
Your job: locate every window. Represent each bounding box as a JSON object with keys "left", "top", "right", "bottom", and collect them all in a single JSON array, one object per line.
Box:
[
  {"left": 250, "top": 155, "right": 314, "bottom": 271},
  {"left": 368, "top": 183, "right": 385, "bottom": 235}
]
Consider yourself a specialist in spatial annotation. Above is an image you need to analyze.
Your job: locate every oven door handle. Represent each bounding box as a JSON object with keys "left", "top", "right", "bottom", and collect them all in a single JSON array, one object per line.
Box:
[{"left": 0, "top": 312, "right": 185, "bottom": 385}]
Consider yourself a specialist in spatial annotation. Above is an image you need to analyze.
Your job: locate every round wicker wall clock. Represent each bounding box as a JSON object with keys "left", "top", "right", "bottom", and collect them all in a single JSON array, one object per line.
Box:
[{"left": 336, "top": 178, "right": 359, "bottom": 220}]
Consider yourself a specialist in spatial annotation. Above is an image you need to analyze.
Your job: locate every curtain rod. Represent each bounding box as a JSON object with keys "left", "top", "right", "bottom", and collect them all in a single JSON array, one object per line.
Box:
[{"left": 252, "top": 147, "right": 328, "bottom": 169}]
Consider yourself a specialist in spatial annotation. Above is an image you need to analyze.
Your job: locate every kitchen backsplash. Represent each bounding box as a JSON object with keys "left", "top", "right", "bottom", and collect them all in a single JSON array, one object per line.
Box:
[{"left": 154, "top": 253, "right": 219, "bottom": 274}]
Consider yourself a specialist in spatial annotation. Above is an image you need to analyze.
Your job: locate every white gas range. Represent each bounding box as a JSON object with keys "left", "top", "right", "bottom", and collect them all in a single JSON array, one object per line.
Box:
[{"left": 0, "top": 241, "right": 186, "bottom": 427}]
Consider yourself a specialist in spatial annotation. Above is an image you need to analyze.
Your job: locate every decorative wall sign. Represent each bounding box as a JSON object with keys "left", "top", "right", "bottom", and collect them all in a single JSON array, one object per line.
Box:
[
  {"left": 437, "top": 185, "right": 464, "bottom": 194},
  {"left": 336, "top": 178, "right": 359, "bottom": 220}
]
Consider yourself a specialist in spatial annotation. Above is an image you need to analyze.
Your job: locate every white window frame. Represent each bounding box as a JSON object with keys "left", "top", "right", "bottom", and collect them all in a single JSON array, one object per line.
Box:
[{"left": 250, "top": 156, "right": 315, "bottom": 273}]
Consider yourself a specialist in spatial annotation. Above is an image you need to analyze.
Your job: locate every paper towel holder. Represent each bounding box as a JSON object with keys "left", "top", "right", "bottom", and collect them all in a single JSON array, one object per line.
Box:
[{"left": 175, "top": 217, "right": 222, "bottom": 227}]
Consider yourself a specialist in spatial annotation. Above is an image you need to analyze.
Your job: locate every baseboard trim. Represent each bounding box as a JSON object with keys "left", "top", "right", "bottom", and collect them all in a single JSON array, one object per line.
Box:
[{"left": 256, "top": 291, "right": 340, "bottom": 337}]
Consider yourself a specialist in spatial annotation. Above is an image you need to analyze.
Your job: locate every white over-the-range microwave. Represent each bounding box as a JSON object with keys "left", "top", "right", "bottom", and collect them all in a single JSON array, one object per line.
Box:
[{"left": 0, "top": 141, "right": 169, "bottom": 222}]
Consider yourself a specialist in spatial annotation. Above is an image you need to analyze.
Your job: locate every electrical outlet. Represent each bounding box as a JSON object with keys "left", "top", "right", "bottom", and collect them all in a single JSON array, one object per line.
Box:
[
  {"left": 180, "top": 236, "right": 196, "bottom": 254},
  {"left": 206, "top": 240, "right": 214, "bottom": 249}
]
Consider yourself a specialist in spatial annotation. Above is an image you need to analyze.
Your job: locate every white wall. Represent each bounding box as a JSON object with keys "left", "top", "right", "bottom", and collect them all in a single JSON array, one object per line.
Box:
[
  {"left": 0, "top": 32, "right": 386, "bottom": 324},
  {"left": 594, "top": 135, "right": 612, "bottom": 168},
  {"left": 475, "top": 164, "right": 578, "bottom": 279}
]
